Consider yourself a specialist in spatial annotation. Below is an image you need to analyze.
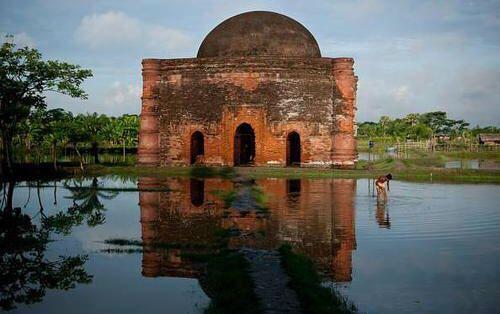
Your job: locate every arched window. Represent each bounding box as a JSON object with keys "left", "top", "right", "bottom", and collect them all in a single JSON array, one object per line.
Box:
[
  {"left": 286, "top": 131, "right": 301, "bottom": 166},
  {"left": 234, "top": 123, "right": 255, "bottom": 166},
  {"left": 190, "top": 131, "right": 204, "bottom": 165}
]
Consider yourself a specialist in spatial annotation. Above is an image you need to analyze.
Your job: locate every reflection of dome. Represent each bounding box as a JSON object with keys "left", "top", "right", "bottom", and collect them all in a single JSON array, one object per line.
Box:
[{"left": 197, "top": 11, "right": 321, "bottom": 58}]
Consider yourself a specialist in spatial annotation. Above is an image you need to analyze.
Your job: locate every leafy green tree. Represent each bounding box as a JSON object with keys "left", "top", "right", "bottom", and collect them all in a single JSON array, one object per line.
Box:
[
  {"left": 66, "top": 114, "right": 88, "bottom": 170},
  {"left": 404, "top": 113, "right": 420, "bottom": 127},
  {"left": 79, "top": 113, "right": 108, "bottom": 164},
  {"left": 418, "top": 111, "right": 449, "bottom": 135},
  {"left": 379, "top": 116, "right": 392, "bottom": 137},
  {"left": 0, "top": 35, "right": 92, "bottom": 176}
]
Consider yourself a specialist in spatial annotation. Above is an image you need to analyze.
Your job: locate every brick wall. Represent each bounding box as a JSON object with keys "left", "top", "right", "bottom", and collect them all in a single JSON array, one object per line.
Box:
[{"left": 138, "top": 56, "right": 357, "bottom": 168}]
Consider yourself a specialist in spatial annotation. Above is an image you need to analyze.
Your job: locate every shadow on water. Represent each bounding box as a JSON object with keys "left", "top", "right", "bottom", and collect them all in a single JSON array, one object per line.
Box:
[{"left": 0, "top": 177, "right": 117, "bottom": 310}]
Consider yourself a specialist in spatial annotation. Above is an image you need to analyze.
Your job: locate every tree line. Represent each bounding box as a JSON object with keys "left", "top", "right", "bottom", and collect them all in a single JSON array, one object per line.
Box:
[
  {"left": 357, "top": 111, "right": 499, "bottom": 140},
  {"left": 15, "top": 109, "right": 139, "bottom": 169},
  {"left": 1, "top": 35, "right": 138, "bottom": 175}
]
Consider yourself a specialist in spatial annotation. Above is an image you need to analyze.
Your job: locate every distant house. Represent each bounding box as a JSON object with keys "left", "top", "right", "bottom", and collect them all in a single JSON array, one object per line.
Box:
[{"left": 478, "top": 134, "right": 500, "bottom": 146}]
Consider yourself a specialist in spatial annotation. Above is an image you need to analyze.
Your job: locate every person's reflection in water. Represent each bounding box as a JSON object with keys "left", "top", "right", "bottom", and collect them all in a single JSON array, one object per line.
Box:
[{"left": 375, "top": 201, "right": 391, "bottom": 229}]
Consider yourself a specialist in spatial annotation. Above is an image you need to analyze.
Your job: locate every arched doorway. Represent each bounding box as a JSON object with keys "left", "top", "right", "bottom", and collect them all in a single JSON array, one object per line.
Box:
[
  {"left": 234, "top": 123, "right": 255, "bottom": 166},
  {"left": 190, "top": 131, "right": 204, "bottom": 165},
  {"left": 286, "top": 131, "right": 301, "bottom": 166}
]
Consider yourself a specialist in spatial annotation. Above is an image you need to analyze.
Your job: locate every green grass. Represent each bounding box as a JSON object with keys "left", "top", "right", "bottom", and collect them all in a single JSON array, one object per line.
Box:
[
  {"left": 103, "top": 238, "right": 225, "bottom": 250},
  {"left": 279, "top": 245, "right": 357, "bottom": 314},
  {"left": 18, "top": 153, "right": 499, "bottom": 184},
  {"left": 104, "top": 238, "right": 143, "bottom": 246},
  {"left": 211, "top": 189, "right": 238, "bottom": 208},
  {"left": 203, "top": 250, "right": 262, "bottom": 314},
  {"left": 249, "top": 185, "right": 269, "bottom": 211}
]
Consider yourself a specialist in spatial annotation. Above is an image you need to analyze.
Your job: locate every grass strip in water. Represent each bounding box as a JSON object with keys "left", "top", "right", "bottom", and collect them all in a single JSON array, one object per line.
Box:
[
  {"left": 279, "top": 245, "right": 357, "bottom": 314},
  {"left": 210, "top": 189, "right": 237, "bottom": 208},
  {"left": 103, "top": 238, "right": 224, "bottom": 250},
  {"left": 100, "top": 248, "right": 143, "bottom": 254},
  {"left": 104, "top": 239, "right": 143, "bottom": 246},
  {"left": 203, "top": 249, "right": 262, "bottom": 314}
]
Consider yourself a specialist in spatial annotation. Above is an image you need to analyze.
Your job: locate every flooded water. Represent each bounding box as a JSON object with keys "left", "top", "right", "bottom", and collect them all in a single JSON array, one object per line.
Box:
[
  {"left": 2, "top": 176, "right": 500, "bottom": 313},
  {"left": 445, "top": 159, "right": 500, "bottom": 170}
]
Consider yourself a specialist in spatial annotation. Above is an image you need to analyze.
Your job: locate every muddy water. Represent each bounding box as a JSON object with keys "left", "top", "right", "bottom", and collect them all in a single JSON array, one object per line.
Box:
[{"left": 3, "top": 177, "right": 500, "bottom": 313}]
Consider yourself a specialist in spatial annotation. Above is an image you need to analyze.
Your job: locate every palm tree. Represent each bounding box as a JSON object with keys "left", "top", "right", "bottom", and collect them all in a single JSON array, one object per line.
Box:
[{"left": 64, "top": 177, "right": 119, "bottom": 226}]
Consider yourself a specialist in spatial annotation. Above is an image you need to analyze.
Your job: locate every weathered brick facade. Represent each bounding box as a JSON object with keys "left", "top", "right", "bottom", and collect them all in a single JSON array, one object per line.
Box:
[{"left": 138, "top": 11, "right": 358, "bottom": 168}]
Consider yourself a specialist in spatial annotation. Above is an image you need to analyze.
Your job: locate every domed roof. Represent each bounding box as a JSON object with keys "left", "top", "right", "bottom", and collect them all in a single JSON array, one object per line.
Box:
[{"left": 197, "top": 11, "right": 321, "bottom": 58}]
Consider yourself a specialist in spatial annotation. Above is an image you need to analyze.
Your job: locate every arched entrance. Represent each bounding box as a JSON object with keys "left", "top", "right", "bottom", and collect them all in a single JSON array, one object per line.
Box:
[
  {"left": 286, "top": 131, "right": 301, "bottom": 166},
  {"left": 190, "top": 131, "right": 204, "bottom": 165},
  {"left": 234, "top": 123, "right": 255, "bottom": 166}
]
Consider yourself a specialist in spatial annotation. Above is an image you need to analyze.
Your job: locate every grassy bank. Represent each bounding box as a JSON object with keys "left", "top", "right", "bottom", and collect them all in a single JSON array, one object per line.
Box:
[
  {"left": 279, "top": 245, "right": 357, "bottom": 314},
  {"left": 76, "top": 163, "right": 500, "bottom": 184},
  {"left": 6, "top": 152, "right": 500, "bottom": 184}
]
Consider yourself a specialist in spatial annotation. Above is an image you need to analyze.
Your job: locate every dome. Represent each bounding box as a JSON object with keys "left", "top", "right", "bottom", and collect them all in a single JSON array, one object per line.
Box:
[{"left": 197, "top": 11, "right": 321, "bottom": 58}]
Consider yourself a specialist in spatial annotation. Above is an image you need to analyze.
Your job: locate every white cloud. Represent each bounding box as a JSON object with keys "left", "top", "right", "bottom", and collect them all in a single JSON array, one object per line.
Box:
[
  {"left": 1, "top": 31, "right": 36, "bottom": 47},
  {"left": 75, "top": 11, "right": 192, "bottom": 56},
  {"left": 104, "top": 81, "right": 141, "bottom": 108},
  {"left": 75, "top": 11, "right": 142, "bottom": 49},
  {"left": 146, "top": 26, "right": 192, "bottom": 56},
  {"left": 393, "top": 85, "right": 410, "bottom": 102}
]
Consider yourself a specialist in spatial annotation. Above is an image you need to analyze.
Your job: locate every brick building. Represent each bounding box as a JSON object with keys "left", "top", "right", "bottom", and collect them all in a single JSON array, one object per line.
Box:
[{"left": 138, "top": 11, "right": 358, "bottom": 168}]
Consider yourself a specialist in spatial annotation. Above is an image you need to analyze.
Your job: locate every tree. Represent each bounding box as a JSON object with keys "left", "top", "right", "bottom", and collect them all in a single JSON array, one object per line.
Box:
[
  {"left": 379, "top": 116, "right": 391, "bottom": 137},
  {"left": 419, "top": 111, "right": 448, "bottom": 135},
  {"left": 0, "top": 35, "right": 92, "bottom": 176},
  {"left": 404, "top": 113, "right": 420, "bottom": 127},
  {"left": 79, "top": 113, "right": 108, "bottom": 164},
  {"left": 118, "top": 114, "right": 139, "bottom": 161}
]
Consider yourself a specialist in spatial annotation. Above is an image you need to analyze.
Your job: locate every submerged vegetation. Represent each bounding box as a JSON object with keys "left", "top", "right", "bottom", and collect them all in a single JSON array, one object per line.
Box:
[
  {"left": 203, "top": 250, "right": 262, "bottom": 314},
  {"left": 279, "top": 245, "right": 357, "bottom": 314},
  {"left": 103, "top": 230, "right": 261, "bottom": 314}
]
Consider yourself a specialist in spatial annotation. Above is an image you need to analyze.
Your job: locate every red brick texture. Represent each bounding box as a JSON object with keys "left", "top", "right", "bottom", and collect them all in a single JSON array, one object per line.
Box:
[{"left": 137, "top": 56, "right": 357, "bottom": 168}]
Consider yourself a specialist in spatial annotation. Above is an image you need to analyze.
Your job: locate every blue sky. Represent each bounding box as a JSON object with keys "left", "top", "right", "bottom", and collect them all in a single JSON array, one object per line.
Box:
[{"left": 1, "top": 0, "right": 499, "bottom": 126}]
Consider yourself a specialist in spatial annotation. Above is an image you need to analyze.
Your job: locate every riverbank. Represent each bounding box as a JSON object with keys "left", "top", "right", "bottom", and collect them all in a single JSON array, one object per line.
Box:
[
  {"left": 80, "top": 163, "right": 500, "bottom": 184},
  {"left": 3, "top": 154, "right": 500, "bottom": 184}
]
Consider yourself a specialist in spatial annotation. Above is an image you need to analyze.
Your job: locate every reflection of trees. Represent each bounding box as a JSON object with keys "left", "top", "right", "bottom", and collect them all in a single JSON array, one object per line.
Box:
[
  {"left": 0, "top": 178, "right": 116, "bottom": 310},
  {"left": 57, "top": 177, "right": 119, "bottom": 231}
]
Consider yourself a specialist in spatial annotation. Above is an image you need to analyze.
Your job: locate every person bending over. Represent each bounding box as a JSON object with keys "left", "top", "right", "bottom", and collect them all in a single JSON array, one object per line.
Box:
[{"left": 375, "top": 173, "right": 392, "bottom": 200}]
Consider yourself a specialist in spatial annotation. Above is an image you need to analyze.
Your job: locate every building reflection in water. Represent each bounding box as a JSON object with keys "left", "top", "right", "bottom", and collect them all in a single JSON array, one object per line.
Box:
[{"left": 138, "top": 177, "right": 356, "bottom": 282}]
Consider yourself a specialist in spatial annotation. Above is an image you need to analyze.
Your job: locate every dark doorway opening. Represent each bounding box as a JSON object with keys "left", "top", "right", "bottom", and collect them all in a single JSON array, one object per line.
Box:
[
  {"left": 234, "top": 123, "right": 255, "bottom": 166},
  {"left": 190, "top": 179, "right": 204, "bottom": 207},
  {"left": 286, "top": 131, "right": 301, "bottom": 166},
  {"left": 190, "top": 131, "right": 204, "bottom": 165}
]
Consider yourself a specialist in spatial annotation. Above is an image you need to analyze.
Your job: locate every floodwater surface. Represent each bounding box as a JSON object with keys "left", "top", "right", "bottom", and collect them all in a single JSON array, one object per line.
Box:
[
  {"left": 445, "top": 159, "right": 500, "bottom": 170},
  {"left": 2, "top": 176, "right": 499, "bottom": 313}
]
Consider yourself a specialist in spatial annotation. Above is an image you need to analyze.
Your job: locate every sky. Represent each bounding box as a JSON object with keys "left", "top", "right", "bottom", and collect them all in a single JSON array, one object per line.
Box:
[{"left": 1, "top": 0, "right": 499, "bottom": 126}]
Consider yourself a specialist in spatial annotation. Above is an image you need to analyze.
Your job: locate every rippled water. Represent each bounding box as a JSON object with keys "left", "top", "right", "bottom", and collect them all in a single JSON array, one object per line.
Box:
[{"left": 2, "top": 177, "right": 499, "bottom": 313}]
